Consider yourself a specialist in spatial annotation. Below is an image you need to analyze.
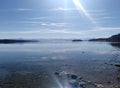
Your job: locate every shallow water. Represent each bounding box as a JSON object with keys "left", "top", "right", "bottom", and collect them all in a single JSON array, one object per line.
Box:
[{"left": 0, "top": 41, "right": 120, "bottom": 88}]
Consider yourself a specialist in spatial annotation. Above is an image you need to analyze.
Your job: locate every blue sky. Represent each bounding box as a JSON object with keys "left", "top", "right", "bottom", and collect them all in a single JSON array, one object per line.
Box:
[{"left": 0, "top": 0, "right": 120, "bottom": 39}]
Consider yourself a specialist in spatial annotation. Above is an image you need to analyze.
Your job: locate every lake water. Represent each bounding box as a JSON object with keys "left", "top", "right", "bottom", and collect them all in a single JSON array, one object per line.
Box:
[{"left": 0, "top": 41, "right": 120, "bottom": 88}]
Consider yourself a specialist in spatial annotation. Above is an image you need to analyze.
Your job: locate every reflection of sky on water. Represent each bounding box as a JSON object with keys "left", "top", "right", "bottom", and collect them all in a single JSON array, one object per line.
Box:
[
  {"left": 0, "top": 41, "right": 119, "bottom": 66},
  {"left": 0, "top": 42, "right": 116, "bottom": 53},
  {"left": 0, "top": 42, "right": 119, "bottom": 62},
  {"left": 0, "top": 41, "right": 120, "bottom": 88}
]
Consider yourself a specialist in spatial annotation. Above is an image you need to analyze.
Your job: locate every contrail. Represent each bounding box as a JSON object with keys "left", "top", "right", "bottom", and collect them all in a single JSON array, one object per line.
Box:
[{"left": 73, "top": 0, "right": 98, "bottom": 26}]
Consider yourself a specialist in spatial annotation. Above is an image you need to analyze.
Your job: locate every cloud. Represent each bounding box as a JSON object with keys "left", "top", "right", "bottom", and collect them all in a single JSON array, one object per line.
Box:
[
  {"left": 88, "top": 9, "right": 107, "bottom": 16},
  {"left": 19, "top": 21, "right": 71, "bottom": 27},
  {"left": 88, "top": 9, "right": 116, "bottom": 20},
  {"left": 80, "top": 27, "right": 120, "bottom": 33},
  {"left": 88, "top": 10, "right": 106, "bottom": 14},
  {"left": 52, "top": 7, "right": 76, "bottom": 11},
  {"left": 1, "top": 26, "right": 119, "bottom": 34},
  {"left": 0, "top": 29, "right": 50, "bottom": 34},
  {"left": 0, "top": 28, "right": 84, "bottom": 35},
  {"left": 49, "top": 29, "right": 84, "bottom": 35},
  {"left": 40, "top": 23, "right": 69, "bottom": 27},
  {"left": 0, "top": 8, "right": 33, "bottom": 12},
  {"left": 97, "top": 17, "right": 115, "bottom": 20},
  {"left": 19, "top": 21, "right": 43, "bottom": 24},
  {"left": 17, "top": 8, "right": 32, "bottom": 11},
  {"left": 0, "top": 26, "right": 119, "bottom": 38},
  {"left": 98, "top": 27, "right": 120, "bottom": 31},
  {"left": 29, "top": 17, "right": 50, "bottom": 20}
]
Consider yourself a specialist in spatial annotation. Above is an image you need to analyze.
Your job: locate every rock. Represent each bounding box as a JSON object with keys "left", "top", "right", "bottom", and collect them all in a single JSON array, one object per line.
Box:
[
  {"left": 38, "top": 75, "right": 42, "bottom": 78},
  {"left": 54, "top": 72, "right": 98, "bottom": 88},
  {"left": 107, "top": 81, "right": 111, "bottom": 84},
  {"left": 78, "top": 77, "right": 83, "bottom": 80},
  {"left": 87, "top": 81, "right": 92, "bottom": 84},
  {"left": 65, "top": 64, "right": 69, "bottom": 66},
  {"left": 69, "top": 80, "right": 78, "bottom": 87},
  {"left": 79, "top": 81, "right": 86, "bottom": 87},
  {"left": 110, "top": 64, "right": 114, "bottom": 65},
  {"left": 71, "top": 74, "right": 78, "bottom": 79},
  {"left": 105, "top": 62, "right": 107, "bottom": 64},
  {"left": 66, "top": 74, "right": 71, "bottom": 78},
  {"left": 117, "top": 76, "right": 120, "bottom": 82},
  {"left": 55, "top": 72, "right": 59, "bottom": 76},
  {"left": 82, "top": 51, "right": 85, "bottom": 53},
  {"left": 115, "top": 64, "right": 120, "bottom": 67},
  {"left": 66, "top": 74, "right": 78, "bottom": 79},
  {"left": 95, "top": 84, "right": 104, "bottom": 88}
]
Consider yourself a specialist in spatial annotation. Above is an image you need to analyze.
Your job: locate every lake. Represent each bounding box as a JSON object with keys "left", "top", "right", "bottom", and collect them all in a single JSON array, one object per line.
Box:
[{"left": 0, "top": 41, "right": 120, "bottom": 88}]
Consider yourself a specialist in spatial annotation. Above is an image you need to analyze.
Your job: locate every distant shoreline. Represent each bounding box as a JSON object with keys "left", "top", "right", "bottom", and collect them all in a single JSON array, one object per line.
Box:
[
  {"left": 89, "top": 33, "right": 120, "bottom": 42},
  {"left": 0, "top": 33, "right": 119, "bottom": 44},
  {"left": 0, "top": 39, "right": 39, "bottom": 44}
]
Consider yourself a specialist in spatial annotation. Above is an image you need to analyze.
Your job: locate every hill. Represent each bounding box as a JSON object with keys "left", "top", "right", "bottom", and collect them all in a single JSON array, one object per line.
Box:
[{"left": 89, "top": 34, "right": 120, "bottom": 42}]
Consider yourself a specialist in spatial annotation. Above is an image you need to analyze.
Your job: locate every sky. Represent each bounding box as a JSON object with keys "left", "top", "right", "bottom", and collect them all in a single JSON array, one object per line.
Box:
[{"left": 0, "top": 0, "right": 120, "bottom": 39}]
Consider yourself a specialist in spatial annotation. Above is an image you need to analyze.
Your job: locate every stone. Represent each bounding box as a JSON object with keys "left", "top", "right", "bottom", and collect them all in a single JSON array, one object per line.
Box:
[
  {"left": 71, "top": 75, "right": 78, "bottom": 79},
  {"left": 115, "top": 64, "right": 120, "bottom": 67},
  {"left": 87, "top": 81, "right": 92, "bottom": 83},
  {"left": 69, "top": 80, "right": 78, "bottom": 87},
  {"left": 117, "top": 76, "right": 120, "bottom": 82},
  {"left": 79, "top": 82, "right": 86, "bottom": 87},
  {"left": 95, "top": 84, "right": 104, "bottom": 88},
  {"left": 55, "top": 72, "right": 59, "bottom": 76},
  {"left": 105, "top": 62, "right": 107, "bottom": 64},
  {"left": 78, "top": 77, "right": 83, "bottom": 80},
  {"left": 107, "top": 81, "right": 111, "bottom": 84},
  {"left": 82, "top": 51, "right": 85, "bottom": 53}
]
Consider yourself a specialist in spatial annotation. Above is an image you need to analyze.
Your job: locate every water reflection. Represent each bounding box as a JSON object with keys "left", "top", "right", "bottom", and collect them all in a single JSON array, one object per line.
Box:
[
  {"left": 110, "top": 43, "right": 120, "bottom": 48},
  {"left": 109, "top": 43, "right": 120, "bottom": 63},
  {"left": 0, "top": 41, "right": 120, "bottom": 88}
]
